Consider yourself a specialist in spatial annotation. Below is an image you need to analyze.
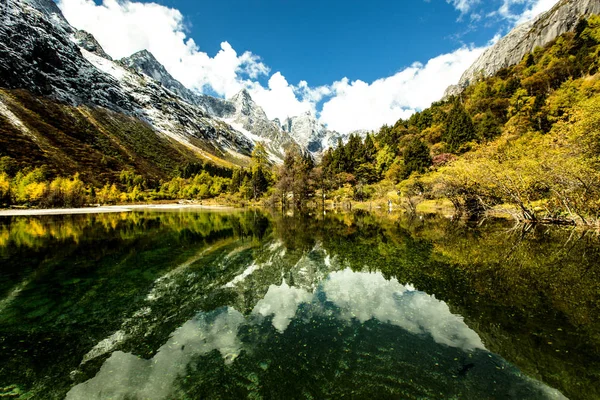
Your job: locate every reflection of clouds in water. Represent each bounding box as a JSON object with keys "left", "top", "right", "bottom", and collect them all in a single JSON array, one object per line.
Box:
[
  {"left": 323, "top": 269, "right": 485, "bottom": 351},
  {"left": 252, "top": 280, "right": 312, "bottom": 332},
  {"left": 69, "top": 270, "right": 501, "bottom": 399},
  {"left": 251, "top": 269, "right": 483, "bottom": 351},
  {"left": 66, "top": 308, "right": 244, "bottom": 400}
]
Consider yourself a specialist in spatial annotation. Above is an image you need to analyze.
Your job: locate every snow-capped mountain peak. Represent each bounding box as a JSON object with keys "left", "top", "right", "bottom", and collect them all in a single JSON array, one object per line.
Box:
[
  {"left": 119, "top": 49, "right": 191, "bottom": 98},
  {"left": 228, "top": 88, "right": 265, "bottom": 118},
  {"left": 120, "top": 50, "right": 166, "bottom": 80},
  {"left": 230, "top": 88, "right": 252, "bottom": 102},
  {"left": 220, "top": 88, "right": 301, "bottom": 160},
  {"left": 74, "top": 30, "right": 112, "bottom": 60},
  {"left": 0, "top": 0, "right": 344, "bottom": 167},
  {"left": 281, "top": 112, "right": 345, "bottom": 154}
]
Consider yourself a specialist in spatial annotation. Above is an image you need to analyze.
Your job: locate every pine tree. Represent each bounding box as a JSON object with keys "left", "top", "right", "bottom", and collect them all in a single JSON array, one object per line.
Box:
[
  {"left": 443, "top": 102, "right": 476, "bottom": 153},
  {"left": 230, "top": 168, "right": 241, "bottom": 193},
  {"left": 344, "top": 134, "right": 364, "bottom": 173},
  {"left": 363, "top": 133, "right": 377, "bottom": 164},
  {"left": 251, "top": 168, "right": 268, "bottom": 200},
  {"left": 250, "top": 143, "right": 270, "bottom": 199},
  {"left": 403, "top": 138, "right": 432, "bottom": 177},
  {"left": 332, "top": 138, "right": 346, "bottom": 173}
]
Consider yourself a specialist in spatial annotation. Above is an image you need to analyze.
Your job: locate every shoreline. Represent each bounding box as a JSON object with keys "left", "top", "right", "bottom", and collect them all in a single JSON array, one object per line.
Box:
[{"left": 0, "top": 203, "right": 238, "bottom": 217}]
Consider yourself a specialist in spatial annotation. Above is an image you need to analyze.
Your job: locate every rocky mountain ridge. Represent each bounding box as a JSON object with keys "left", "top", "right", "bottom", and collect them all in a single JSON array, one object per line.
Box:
[
  {"left": 0, "top": 0, "right": 258, "bottom": 165},
  {"left": 118, "top": 50, "right": 344, "bottom": 159},
  {"left": 445, "top": 0, "right": 600, "bottom": 97},
  {"left": 0, "top": 0, "right": 345, "bottom": 168},
  {"left": 281, "top": 111, "right": 346, "bottom": 154}
]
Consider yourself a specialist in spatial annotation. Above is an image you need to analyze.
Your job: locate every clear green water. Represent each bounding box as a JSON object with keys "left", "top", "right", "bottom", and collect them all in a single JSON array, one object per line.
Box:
[{"left": 0, "top": 209, "right": 598, "bottom": 399}]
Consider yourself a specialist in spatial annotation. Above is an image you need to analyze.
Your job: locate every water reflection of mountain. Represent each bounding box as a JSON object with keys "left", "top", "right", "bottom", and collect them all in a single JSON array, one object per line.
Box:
[
  {"left": 0, "top": 210, "right": 598, "bottom": 399},
  {"left": 68, "top": 266, "right": 563, "bottom": 400}
]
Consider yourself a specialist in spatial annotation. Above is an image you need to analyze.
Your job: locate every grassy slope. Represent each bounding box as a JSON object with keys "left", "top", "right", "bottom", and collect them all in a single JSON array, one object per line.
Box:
[{"left": 0, "top": 89, "right": 241, "bottom": 185}]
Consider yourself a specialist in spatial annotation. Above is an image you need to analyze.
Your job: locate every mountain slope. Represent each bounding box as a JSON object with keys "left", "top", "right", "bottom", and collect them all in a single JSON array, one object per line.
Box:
[
  {"left": 219, "top": 89, "right": 303, "bottom": 161},
  {"left": 118, "top": 52, "right": 306, "bottom": 160},
  {"left": 0, "top": 88, "right": 203, "bottom": 185},
  {"left": 446, "top": 0, "right": 600, "bottom": 96},
  {"left": 118, "top": 50, "right": 236, "bottom": 117},
  {"left": 0, "top": 0, "right": 255, "bottom": 172},
  {"left": 281, "top": 111, "right": 346, "bottom": 154},
  {"left": 0, "top": 0, "right": 350, "bottom": 181}
]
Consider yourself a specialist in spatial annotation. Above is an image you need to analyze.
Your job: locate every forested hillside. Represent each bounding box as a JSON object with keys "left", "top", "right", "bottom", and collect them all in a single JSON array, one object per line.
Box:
[
  {"left": 4, "top": 14, "right": 600, "bottom": 219},
  {"left": 281, "top": 16, "right": 600, "bottom": 225}
]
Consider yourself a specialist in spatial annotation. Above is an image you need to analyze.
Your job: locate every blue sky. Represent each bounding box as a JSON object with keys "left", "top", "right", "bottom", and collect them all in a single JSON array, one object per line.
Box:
[
  {"left": 58, "top": 0, "right": 559, "bottom": 132},
  {"left": 151, "top": 0, "right": 506, "bottom": 86}
]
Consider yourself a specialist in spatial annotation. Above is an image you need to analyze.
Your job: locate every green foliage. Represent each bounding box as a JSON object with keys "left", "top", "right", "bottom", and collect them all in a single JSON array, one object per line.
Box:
[
  {"left": 177, "top": 162, "right": 233, "bottom": 179},
  {"left": 375, "top": 145, "right": 396, "bottom": 177},
  {"left": 403, "top": 138, "right": 432, "bottom": 177},
  {"left": 276, "top": 148, "right": 316, "bottom": 210},
  {"left": 274, "top": 15, "right": 600, "bottom": 223},
  {"left": 156, "top": 171, "right": 232, "bottom": 201},
  {"left": 0, "top": 156, "right": 18, "bottom": 176},
  {"left": 250, "top": 143, "right": 272, "bottom": 200},
  {"left": 0, "top": 163, "right": 236, "bottom": 207},
  {"left": 0, "top": 172, "right": 11, "bottom": 206},
  {"left": 443, "top": 102, "right": 476, "bottom": 153},
  {"left": 119, "top": 169, "right": 146, "bottom": 191},
  {"left": 474, "top": 110, "right": 502, "bottom": 140}
]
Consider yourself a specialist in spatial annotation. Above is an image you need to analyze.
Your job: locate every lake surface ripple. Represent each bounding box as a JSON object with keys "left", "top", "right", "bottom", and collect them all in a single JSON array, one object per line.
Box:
[{"left": 1, "top": 210, "right": 598, "bottom": 399}]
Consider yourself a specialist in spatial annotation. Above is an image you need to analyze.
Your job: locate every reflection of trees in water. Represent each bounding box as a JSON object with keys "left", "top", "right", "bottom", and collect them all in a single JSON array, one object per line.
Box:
[
  {"left": 0, "top": 210, "right": 278, "bottom": 399},
  {"left": 269, "top": 212, "right": 599, "bottom": 400},
  {"left": 1, "top": 210, "right": 599, "bottom": 399},
  {"left": 0, "top": 210, "right": 273, "bottom": 250}
]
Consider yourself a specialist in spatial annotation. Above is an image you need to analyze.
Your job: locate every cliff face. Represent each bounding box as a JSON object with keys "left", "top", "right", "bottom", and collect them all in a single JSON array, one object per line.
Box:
[{"left": 446, "top": 0, "right": 600, "bottom": 97}]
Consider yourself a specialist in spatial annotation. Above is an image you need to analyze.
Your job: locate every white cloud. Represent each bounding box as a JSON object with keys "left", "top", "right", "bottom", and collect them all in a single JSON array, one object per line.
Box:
[
  {"left": 447, "top": 0, "right": 480, "bottom": 15},
  {"left": 322, "top": 269, "right": 485, "bottom": 351},
  {"left": 57, "top": 0, "right": 269, "bottom": 97},
  {"left": 496, "top": 0, "right": 560, "bottom": 24},
  {"left": 246, "top": 73, "right": 318, "bottom": 122},
  {"left": 67, "top": 308, "right": 246, "bottom": 400},
  {"left": 56, "top": 0, "right": 501, "bottom": 133},
  {"left": 252, "top": 280, "right": 312, "bottom": 333},
  {"left": 319, "top": 45, "right": 486, "bottom": 133}
]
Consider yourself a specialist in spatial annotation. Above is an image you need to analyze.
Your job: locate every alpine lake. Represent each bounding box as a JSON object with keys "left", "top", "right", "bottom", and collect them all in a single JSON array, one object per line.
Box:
[{"left": 0, "top": 208, "right": 599, "bottom": 399}]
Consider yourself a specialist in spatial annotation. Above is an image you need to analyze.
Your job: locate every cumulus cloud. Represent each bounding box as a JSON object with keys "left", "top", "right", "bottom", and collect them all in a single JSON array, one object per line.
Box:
[
  {"left": 57, "top": 0, "right": 269, "bottom": 97},
  {"left": 56, "top": 0, "right": 511, "bottom": 133},
  {"left": 498, "top": 0, "right": 560, "bottom": 24},
  {"left": 246, "top": 73, "right": 318, "bottom": 121},
  {"left": 319, "top": 45, "right": 486, "bottom": 133}
]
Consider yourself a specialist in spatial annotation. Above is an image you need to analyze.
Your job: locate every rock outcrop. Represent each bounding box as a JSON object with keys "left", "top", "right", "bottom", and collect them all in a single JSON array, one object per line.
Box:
[
  {"left": 446, "top": 0, "right": 600, "bottom": 97},
  {"left": 281, "top": 112, "right": 345, "bottom": 155}
]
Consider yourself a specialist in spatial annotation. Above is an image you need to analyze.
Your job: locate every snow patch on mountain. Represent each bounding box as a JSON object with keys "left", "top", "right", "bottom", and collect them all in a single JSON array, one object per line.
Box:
[
  {"left": 281, "top": 111, "right": 346, "bottom": 154},
  {"left": 81, "top": 49, "right": 126, "bottom": 81},
  {"left": 0, "top": 0, "right": 349, "bottom": 165},
  {"left": 73, "top": 30, "right": 112, "bottom": 60},
  {"left": 0, "top": 95, "right": 38, "bottom": 143}
]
